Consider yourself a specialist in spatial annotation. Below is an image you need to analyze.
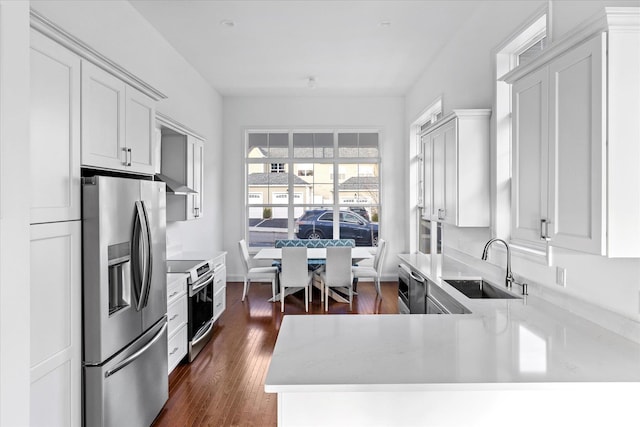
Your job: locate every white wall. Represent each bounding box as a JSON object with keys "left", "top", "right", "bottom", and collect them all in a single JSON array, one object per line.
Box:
[
  {"left": 30, "top": 0, "right": 225, "bottom": 254},
  {"left": 223, "top": 96, "right": 404, "bottom": 280},
  {"left": 404, "top": 0, "right": 640, "bottom": 324},
  {"left": 0, "top": 2, "right": 31, "bottom": 424}
]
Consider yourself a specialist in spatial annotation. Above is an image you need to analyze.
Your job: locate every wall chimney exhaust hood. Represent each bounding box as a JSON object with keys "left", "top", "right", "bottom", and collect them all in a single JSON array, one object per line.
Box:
[{"left": 155, "top": 173, "right": 196, "bottom": 195}]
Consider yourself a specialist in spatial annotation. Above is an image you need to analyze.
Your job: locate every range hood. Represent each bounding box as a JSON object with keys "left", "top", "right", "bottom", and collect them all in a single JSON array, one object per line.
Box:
[{"left": 155, "top": 173, "right": 196, "bottom": 195}]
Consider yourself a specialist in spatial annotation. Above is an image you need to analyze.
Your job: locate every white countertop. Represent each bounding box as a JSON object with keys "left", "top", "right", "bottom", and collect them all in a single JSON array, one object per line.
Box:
[
  {"left": 265, "top": 254, "right": 640, "bottom": 392},
  {"left": 167, "top": 250, "right": 226, "bottom": 262}
]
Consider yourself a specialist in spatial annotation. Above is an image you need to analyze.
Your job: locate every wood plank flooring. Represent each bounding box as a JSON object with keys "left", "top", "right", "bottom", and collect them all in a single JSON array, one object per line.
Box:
[{"left": 152, "top": 280, "right": 399, "bottom": 427}]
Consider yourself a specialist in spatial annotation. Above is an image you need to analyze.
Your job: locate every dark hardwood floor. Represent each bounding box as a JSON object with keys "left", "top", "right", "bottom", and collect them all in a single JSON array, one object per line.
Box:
[{"left": 152, "top": 279, "right": 399, "bottom": 427}]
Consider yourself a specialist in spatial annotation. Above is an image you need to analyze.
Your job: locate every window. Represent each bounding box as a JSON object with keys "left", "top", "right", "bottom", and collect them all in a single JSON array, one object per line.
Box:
[
  {"left": 270, "top": 163, "right": 285, "bottom": 173},
  {"left": 413, "top": 97, "right": 442, "bottom": 254},
  {"left": 246, "top": 130, "right": 380, "bottom": 247}
]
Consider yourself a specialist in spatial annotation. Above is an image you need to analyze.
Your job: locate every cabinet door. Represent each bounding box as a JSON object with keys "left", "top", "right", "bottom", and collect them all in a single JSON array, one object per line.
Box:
[
  {"left": 125, "top": 86, "right": 156, "bottom": 175},
  {"left": 192, "top": 137, "right": 204, "bottom": 218},
  {"left": 511, "top": 66, "right": 549, "bottom": 246},
  {"left": 30, "top": 221, "right": 82, "bottom": 427},
  {"left": 547, "top": 34, "right": 605, "bottom": 254},
  {"left": 185, "top": 136, "right": 196, "bottom": 220},
  {"left": 442, "top": 120, "right": 457, "bottom": 225},
  {"left": 30, "top": 32, "right": 81, "bottom": 224},
  {"left": 81, "top": 61, "right": 127, "bottom": 171}
]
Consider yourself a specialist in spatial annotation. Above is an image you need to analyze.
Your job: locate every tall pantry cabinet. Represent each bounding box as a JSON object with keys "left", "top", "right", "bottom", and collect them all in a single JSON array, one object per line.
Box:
[{"left": 29, "top": 30, "right": 82, "bottom": 427}]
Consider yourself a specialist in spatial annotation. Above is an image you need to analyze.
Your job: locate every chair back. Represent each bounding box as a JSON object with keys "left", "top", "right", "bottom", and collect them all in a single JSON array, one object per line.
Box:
[
  {"left": 373, "top": 239, "right": 387, "bottom": 271},
  {"left": 280, "top": 247, "right": 308, "bottom": 287},
  {"left": 325, "top": 247, "right": 353, "bottom": 287},
  {"left": 238, "top": 239, "right": 251, "bottom": 272}
]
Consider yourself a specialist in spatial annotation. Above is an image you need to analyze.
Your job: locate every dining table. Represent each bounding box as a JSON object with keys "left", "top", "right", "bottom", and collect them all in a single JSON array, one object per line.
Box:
[{"left": 254, "top": 247, "right": 374, "bottom": 304}]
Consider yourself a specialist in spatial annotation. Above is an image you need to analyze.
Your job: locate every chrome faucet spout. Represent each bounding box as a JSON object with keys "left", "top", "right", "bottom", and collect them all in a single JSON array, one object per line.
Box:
[{"left": 481, "top": 238, "right": 514, "bottom": 288}]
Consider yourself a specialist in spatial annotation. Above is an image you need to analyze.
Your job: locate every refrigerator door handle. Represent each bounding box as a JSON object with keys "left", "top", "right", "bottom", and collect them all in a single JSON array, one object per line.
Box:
[
  {"left": 104, "top": 320, "right": 168, "bottom": 378},
  {"left": 133, "top": 201, "right": 151, "bottom": 311},
  {"left": 139, "top": 201, "right": 153, "bottom": 309}
]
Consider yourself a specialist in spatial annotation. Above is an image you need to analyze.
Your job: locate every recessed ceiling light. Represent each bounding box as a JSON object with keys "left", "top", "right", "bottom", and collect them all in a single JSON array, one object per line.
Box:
[
  {"left": 379, "top": 20, "right": 392, "bottom": 28},
  {"left": 307, "top": 76, "right": 317, "bottom": 89},
  {"left": 220, "top": 19, "right": 235, "bottom": 28}
]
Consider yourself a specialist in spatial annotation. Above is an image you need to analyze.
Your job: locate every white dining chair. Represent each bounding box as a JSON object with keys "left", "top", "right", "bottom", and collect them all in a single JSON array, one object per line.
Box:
[
  {"left": 320, "top": 246, "right": 354, "bottom": 311},
  {"left": 239, "top": 239, "right": 279, "bottom": 302},
  {"left": 280, "top": 247, "right": 313, "bottom": 312},
  {"left": 352, "top": 239, "right": 387, "bottom": 298}
]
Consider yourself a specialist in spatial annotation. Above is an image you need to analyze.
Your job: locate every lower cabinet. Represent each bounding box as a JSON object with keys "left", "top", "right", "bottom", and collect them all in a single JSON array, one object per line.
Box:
[
  {"left": 166, "top": 273, "right": 188, "bottom": 374},
  {"left": 30, "top": 221, "right": 82, "bottom": 427},
  {"left": 213, "top": 264, "right": 227, "bottom": 322}
]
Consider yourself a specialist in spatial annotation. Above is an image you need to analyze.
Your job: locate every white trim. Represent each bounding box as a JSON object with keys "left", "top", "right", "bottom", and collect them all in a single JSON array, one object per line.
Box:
[
  {"left": 30, "top": 9, "right": 166, "bottom": 101},
  {"left": 501, "top": 7, "right": 640, "bottom": 83},
  {"left": 156, "top": 112, "right": 205, "bottom": 140}
]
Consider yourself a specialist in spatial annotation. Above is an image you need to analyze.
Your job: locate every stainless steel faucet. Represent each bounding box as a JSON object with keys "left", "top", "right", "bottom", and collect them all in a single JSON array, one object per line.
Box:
[{"left": 481, "top": 238, "right": 515, "bottom": 289}]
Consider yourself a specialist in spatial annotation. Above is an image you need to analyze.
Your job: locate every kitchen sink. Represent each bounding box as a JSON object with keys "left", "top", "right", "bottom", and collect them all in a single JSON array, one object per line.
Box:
[{"left": 443, "top": 279, "right": 521, "bottom": 299}]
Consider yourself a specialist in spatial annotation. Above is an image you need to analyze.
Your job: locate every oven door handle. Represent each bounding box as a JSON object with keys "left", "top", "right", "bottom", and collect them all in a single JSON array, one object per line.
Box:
[
  {"left": 191, "top": 320, "right": 214, "bottom": 346},
  {"left": 189, "top": 272, "right": 215, "bottom": 296}
]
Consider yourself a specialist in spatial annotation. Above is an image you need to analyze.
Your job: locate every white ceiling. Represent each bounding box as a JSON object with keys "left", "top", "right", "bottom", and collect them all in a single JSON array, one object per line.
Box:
[{"left": 129, "top": 0, "right": 486, "bottom": 97}]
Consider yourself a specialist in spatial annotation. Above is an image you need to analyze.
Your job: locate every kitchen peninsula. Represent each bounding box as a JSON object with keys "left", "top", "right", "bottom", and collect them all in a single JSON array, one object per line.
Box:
[{"left": 265, "top": 254, "right": 640, "bottom": 426}]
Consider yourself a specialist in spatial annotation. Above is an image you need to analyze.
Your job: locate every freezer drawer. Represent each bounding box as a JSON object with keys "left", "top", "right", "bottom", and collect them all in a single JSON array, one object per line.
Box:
[{"left": 84, "top": 319, "right": 168, "bottom": 427}]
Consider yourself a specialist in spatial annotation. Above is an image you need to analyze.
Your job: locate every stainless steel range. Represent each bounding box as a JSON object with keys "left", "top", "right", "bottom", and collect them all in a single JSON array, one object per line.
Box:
[{"left": 167, "top": 258, "right": 221, "bottom": 362}]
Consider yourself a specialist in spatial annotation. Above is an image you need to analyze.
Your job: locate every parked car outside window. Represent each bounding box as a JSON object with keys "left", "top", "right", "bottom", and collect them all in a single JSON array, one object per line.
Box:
[{"left": 294, "top": 209, "right": 378, "bottom": 246}]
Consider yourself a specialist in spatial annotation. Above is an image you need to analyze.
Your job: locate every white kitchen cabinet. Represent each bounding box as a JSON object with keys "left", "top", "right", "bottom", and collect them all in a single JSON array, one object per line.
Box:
[
  {"left": 512, "top": 36, "right": 603, "bottom": 254},
  {"left": 81, "top": 61, "right": 157, "bottom": 175},
  {"left": 30, "top": 221, "right": 81, "bottom": 427},
  {"left": 158, "top": 114, "right": 206, "bottom": 221},
  {"left": 421, "top": 109, "right": 490, "bottom": 227},
  {"left": 506, "top": 18, "right": 639, "bottom": 257},
  {"left": 81, "top": 61, "right": 126, "bottom": 171},
  {"left": 511, "top": 66, "right": 549, "bottom": 247},
  {"left": 125, "top": 86, "right": 156, "bottom": 175},
  {"left": 30, "top": 31, "right": 81, "bottom": 224},
  {"left": 213, "top": 264, "right": 226, "bottom": 323},
  {"left": 192, "top": 137, "right": 204, "bottom": 218},
  {"left": 166, "top": 273, "right": 188, "bottom": 374}
]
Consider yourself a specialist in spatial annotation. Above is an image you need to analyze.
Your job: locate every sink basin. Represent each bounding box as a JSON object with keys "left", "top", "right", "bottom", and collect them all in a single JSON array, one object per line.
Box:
[{"left": 443, "top": 279, "right": 521, "bottom": 299}]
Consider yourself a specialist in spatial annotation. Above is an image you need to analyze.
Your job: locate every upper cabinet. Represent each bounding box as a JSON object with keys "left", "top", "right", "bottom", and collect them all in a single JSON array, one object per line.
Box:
[
  {"left": 81, "top": 62, "right": 156, "bottom": 175},
  {"left": 157, "top": 114, "right": 206, "bottom": 221},
  {"left": 30, "top": 31, "right": 81, "bottom": 224},
  {"left": 30, "top": 10, "right": 167, "bottom": 177},
  {"left": 505, "top": 8, "right": 640, "bottom": 257},
  {"left": 422, "top": 109, "right": 491, "bottom": 227}
]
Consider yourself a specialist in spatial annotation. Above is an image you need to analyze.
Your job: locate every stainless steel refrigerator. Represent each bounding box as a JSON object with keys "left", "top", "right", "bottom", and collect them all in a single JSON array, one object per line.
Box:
[{"left": 82, "top": 175, "right": 168, "bottom": 427}]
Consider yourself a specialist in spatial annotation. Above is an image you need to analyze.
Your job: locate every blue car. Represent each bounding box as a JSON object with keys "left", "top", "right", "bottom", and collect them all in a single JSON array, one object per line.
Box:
[{"left": 294, "top": 209, "right": 378, "bottom": 246}]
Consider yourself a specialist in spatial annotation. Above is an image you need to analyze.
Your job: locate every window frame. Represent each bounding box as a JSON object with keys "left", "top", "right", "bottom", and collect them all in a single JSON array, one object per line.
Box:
[{"left": 244, "top": 129, "right": 381, "bottom": 248}]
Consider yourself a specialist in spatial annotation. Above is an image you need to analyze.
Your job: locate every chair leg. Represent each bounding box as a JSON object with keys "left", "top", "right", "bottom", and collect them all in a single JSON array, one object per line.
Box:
[
  {"left": 325, "top": 286, "right": 329, "bottom": 311},
  {"left": 375, "top": 277, "right": 382, "bottom": 298},
  {"left": 349, "top": 286, "right": 353, "bottom": 311},
  {"left": 271, "top": 278, "right": 276, "bottom": 301},
  {"left": 305, "top": 286, "right": 309, "bottom": 312},
  {"left": 242, "top": 278, "right": 249, "bottom": 301},
  {"left": 281, "top": 286, "right": 285, "bottom": 312}
]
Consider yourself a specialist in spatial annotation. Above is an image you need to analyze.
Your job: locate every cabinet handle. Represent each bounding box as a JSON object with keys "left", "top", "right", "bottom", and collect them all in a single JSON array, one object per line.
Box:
[
  {"left": 127, "top": 148, "right": 132, "bottom": 166},
  {"left": 169, "top": 314, "right": 179, "bottom": 321},
  {"left": 168, "top": 291, "right": 179, "bottom": 299},
  {"left": 438, "top": 209, "right": 445, "bottom": 220},
  {"left": 122, "top": 148, "right": 128, "bottom": 166},
  {"left": 194, "top": 207, "right": 200, "bottom": 218},
  {"left": 169, "top": 347, "right": 179, "bottom": 356},
  {"left": 540, "top": 219, "right": 550, "bottom": 241}
]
